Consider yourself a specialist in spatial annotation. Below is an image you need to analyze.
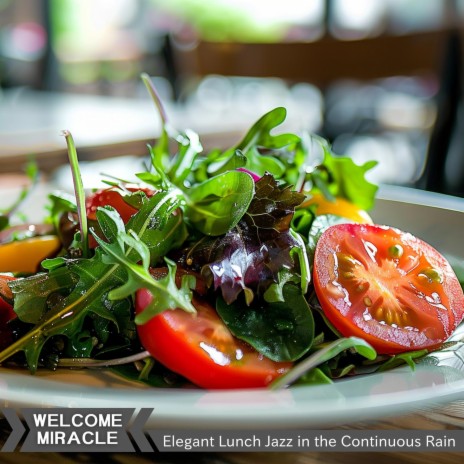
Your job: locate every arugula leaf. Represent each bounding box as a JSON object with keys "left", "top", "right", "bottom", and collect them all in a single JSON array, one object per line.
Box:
[
  {"left": 168, "top": 129, "right": 203, "bottom": 185},
  {"left": 94, "top": 213, "right": 195, "bottom": 323},
  {"left": 125, "top": 191, "right": 187, "bottom": 265},
  {"left": 188, "top": 148, "right": 250, "bottom": 186},
  {"left": 188, "top": 108, "right": 294, "bottom": 185},
  {"left": 65, "top": 329, "right": 98, "bottom": 358},
  {"left": 294, "top": 367, "right": 333, "bottom": 385},
  {"left": 375, "top": 349, "right": 428, "bottom": 372},
  {"left": 234, "top": 107, "right": 300, "bottom": 153},
  {"left": 91, "top": 298, "right": 135, "bottom": 352},
  {"left": 7, "top": 247, "right": 132, "bottom": 371},
  {"left": 95, "top": 206, "right": 125, "bottom": 244},
  {"left": 9, "top": 267, "right": 79, "bottom": 324},
  {"left": 216, "top": 284, "right": 314, "bottom": 362},
  {"left": 244, "top": 147, "right": 286, "bottom": 178},
  {"left": 270, "top": 337, "right": 377, "bottom": 389},
  {"left": 320, "top": 144, "right": 378, "bottom": 211},
  {"left": 205, "top": 150, "right": 247, "bottom": 178}
]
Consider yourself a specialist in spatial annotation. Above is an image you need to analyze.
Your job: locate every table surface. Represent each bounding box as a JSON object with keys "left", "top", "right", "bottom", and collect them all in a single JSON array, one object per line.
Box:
[{"left": 0, "top": 89, "right": 311, "bottom": 174}]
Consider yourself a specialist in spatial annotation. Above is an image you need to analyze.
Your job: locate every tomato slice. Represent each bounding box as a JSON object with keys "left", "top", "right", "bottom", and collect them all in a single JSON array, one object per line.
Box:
[
  {"left": 313, "top": 223, "right": 464, "bottom": 354},
  {"left": 135, "top": 289, "right": 292, "bottom": 389},
  {"left": 86, "top": 185, "right": 155, "bottom": 223}
]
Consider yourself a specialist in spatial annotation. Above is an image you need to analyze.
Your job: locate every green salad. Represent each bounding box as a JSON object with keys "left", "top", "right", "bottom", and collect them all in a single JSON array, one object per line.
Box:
[{"left": 0, "top": 74, "right": 463, "bottom": 390}]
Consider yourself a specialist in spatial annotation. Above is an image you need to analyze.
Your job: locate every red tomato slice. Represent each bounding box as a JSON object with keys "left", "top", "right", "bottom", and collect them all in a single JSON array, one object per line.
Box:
[
  {"left": 313, "top": 223, "right": 464, "bottom": 354},
  {"left": 0, "top": 275, "right": 16, "bottom": 350},
  {"left": 86, "top": 185, "right": 155, "bottom": 223},
  {"left": 135, "top": 288, "right": 292, "bottom": 389}
]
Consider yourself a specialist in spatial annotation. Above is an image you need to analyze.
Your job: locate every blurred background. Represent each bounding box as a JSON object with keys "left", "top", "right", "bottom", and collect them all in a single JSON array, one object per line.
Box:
[{"left": 1, "top": 0, "right": 464, "bottom": 197}]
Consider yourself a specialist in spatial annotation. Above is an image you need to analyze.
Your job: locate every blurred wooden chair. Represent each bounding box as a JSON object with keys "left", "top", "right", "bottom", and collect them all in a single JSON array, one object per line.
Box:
[
  {"left": 169, "top": 30, "right": 451, "bottom": 89},
  {"left": 167, "top": 27, "right": 464, "bottom": 197}
]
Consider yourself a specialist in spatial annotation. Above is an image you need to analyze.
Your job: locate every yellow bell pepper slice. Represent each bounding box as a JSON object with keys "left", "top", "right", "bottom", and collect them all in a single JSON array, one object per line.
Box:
[
  {"left": 0, "top": 236, "right": 61, "bottom": 274},
  {"left": 299, "top": 193, "right": 373, "bottom": 224}
]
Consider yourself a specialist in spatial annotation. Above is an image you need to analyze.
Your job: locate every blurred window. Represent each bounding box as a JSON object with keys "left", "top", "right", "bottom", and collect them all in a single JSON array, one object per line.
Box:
[
  {"left": 331, "top": 0, "right": 450, "bottom": 39},
  {"left": 2, "top": 0, "right": 459, "bottom": 95},
  {"left": 0, "top": 0, "right": 47, "bottom": 89},
  {"left": 149, "top": 0, "right": 325, "bottom": 42},
  {"left": 1, "top": 0, "right": 463, "bottom": 191},
  {"left": 49, "top": 0, "right": 146, "bottom": 95}
]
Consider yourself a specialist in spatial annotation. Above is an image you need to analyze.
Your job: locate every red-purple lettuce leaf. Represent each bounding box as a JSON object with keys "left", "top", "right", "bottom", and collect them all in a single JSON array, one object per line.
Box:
[{"left": 184, "top": 174, "right": 305, "bottom": 304}]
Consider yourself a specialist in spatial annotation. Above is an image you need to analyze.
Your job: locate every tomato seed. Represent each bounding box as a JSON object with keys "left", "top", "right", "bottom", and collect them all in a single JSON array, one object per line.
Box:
[
  {"left": 356, "top": 282, "right": 370, "bottom": 293},
  {"left": 388, "top": 244, "right": 404, "bottom": 259},
  {"left": 343, "top": 272, "right": 355, "bottom": 279},
  {"left": 419, "top": 267, "right": 444, "bottom": 284}
]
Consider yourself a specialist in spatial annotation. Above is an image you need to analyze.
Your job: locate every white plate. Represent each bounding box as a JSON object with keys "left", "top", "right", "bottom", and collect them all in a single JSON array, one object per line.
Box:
[{"left": 1, "top": 185, "right": 463, "bottom": 429}]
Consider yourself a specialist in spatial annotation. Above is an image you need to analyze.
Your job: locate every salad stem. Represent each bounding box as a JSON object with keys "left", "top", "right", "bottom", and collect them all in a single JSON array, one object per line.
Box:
[
  {"left": 63, "top": 130, "right": 89, "bottom": 258},
  {"left": 140, "top": 72, "right": 168, "bottom": 125},
  {"left": 57, "top": 351, "right": 151, "bottom": 368},
  {"left": 138, "top": 356, "right": 156, "bottom": 380}
]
